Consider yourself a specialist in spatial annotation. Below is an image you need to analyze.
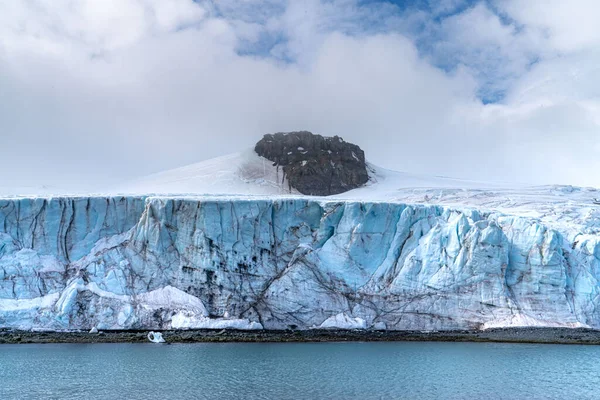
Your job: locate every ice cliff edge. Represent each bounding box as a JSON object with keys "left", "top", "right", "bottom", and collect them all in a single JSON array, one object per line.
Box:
[{"left": 0, "top": 196, "right": 598, "bottom": 331}]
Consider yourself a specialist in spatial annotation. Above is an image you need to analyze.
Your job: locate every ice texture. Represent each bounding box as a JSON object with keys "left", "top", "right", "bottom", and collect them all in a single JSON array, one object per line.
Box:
[{"left": 0, "top": 196, "right": 598, "bottom": 331}]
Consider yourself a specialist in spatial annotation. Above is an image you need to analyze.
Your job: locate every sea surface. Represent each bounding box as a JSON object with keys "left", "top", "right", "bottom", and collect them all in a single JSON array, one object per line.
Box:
[{"left": 0, "top": 341, "right": 598, "bottom": 399}]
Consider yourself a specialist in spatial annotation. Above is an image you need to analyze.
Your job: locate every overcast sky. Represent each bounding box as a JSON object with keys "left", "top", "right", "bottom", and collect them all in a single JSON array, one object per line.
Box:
[{"left": 1, "top": 0, "right": 600, "bottom": 191}]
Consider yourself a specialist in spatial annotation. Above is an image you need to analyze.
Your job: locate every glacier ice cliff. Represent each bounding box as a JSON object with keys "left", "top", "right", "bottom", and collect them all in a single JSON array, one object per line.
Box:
[{"left": 1, "top": 196, "right": 600, "bottom": 331}]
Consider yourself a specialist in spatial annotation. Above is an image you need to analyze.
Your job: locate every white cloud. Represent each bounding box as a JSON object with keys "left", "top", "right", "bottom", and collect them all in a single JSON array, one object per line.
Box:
[
  {"left": 499, "top": 0, "right": 600, "bottom": 53},
  {"left": 0, "top": 0, "right": 205, "bottom": 55},
  {"left": 0, "top": 0, "right": 599, "bottom": 190}
]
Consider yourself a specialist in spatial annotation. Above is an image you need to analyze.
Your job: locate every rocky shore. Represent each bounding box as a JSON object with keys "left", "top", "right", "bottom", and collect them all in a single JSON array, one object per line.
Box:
[{"left": 3, "top": 328, "right": 600, "bottom": 345}]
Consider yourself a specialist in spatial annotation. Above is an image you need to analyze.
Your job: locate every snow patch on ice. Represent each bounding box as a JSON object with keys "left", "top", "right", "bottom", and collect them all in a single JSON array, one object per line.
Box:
[
  {"left": 137, "top": 286, "right": 208, "bottom": 316},
  {"left": 0, "top": 292, "right": 60, "bottom": 312},
  {"left": 319, "top": 313, "right": 367, "bottom": 330},
  {"left": 372, "top": 321, "right": 387, "bottom": 330},
  {"left": 481, "top": 314, "right": 590, "bottom": 330},
  {"left": 171, "top": 311, "right": 263, "bottom": 330}
]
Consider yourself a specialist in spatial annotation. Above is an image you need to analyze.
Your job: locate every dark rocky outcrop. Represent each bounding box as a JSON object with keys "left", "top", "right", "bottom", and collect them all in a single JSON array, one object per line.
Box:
[{"left": 254, "top": 131, "right": 369, "bottom": 196}]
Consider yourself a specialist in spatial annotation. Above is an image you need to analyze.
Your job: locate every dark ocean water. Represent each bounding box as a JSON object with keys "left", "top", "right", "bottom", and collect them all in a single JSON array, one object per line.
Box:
[{"left": 0, "top": 341, "right": 597, "bottom": 399}]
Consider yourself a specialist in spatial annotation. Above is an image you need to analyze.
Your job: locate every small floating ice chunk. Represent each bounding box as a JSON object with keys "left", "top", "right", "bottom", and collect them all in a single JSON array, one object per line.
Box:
[
  {"left": 89, "top": 327, "right": 98, "bottom": 334},
  {"left": 147, "top": 331, "right": 165, "bottom": 343}
]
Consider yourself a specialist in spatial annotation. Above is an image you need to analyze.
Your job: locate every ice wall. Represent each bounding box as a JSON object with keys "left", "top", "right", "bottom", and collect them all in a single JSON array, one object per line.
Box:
[{"left": 0, "top": 196, "right": 599, "bottom": 331}]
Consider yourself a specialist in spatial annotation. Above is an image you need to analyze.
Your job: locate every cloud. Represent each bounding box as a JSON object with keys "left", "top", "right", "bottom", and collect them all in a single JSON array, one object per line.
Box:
[
  {"left": 426, "top": 3, "right": 539, "bottom": 101},
  {"left": 499, "top": 0, "right": 600, "bottom": 53},
  {"left": 0, "top": 0, "right": 206, "bottom": 55},
  {"left": 0, "top": 0, "right": 599, "bottom": 191}
]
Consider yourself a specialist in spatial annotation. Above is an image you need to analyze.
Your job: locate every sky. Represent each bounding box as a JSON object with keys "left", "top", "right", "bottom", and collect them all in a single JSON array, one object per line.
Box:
[{"left": 1, "top": 0, "right": 600, "bottom": 191}]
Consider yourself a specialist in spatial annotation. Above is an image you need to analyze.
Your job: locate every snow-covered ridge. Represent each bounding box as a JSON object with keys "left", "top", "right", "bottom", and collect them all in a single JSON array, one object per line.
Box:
[
  {"left": 117, "top": 148, "right": 505, "bottom": 197},
  {"left": 0, "top": 195, "right": 599, "bottom": 331},
  {"left": 116, "top": 149, "right": 300, "bottom": 197},
  {"left": 112, "top": 149, "right": 600, "bottom": 238},
  {"left": 6, "top": 149, "right": 600, "bottom": 240}
]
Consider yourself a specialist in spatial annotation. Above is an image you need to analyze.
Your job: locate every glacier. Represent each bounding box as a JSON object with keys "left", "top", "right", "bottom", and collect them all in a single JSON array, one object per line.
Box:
[{"left": 0, "top": 195, "right": 599, "bottom": 331}]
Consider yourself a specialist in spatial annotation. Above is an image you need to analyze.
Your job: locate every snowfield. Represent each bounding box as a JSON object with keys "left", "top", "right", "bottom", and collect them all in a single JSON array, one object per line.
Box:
[{"left": 118, "top": 149, "right": 600, "bottom": 239}]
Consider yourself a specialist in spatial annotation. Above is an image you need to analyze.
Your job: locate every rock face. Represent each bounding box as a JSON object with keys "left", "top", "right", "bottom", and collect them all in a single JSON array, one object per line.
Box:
[
  {"left": 254, "top": 131, "right": 369, "bottom": 195},
  {"left": 0, "top": 196, "right": 599, "bottom": 331}
]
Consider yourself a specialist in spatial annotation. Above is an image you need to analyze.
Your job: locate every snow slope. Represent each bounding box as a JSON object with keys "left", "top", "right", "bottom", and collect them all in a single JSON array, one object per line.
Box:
[
  {"left": 119, "top": 149, "right": 300, "bottom": 196},
  {"left": 119, "top": 148, "right": 505, "bottom": 197},
  {"left": 119, "top": 148, "right": 600, "bottom": 237}
]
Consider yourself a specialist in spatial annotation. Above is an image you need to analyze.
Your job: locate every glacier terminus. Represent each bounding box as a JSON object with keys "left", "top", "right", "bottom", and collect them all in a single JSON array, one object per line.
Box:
[{"left": 1, "top": 194, "right": 599, "bottom": 332}]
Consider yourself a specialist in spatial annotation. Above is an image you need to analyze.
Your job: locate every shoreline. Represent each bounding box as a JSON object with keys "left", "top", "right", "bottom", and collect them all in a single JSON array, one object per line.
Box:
[{"left": 2, "top": 327, "right": 600, "bottom": 345}]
